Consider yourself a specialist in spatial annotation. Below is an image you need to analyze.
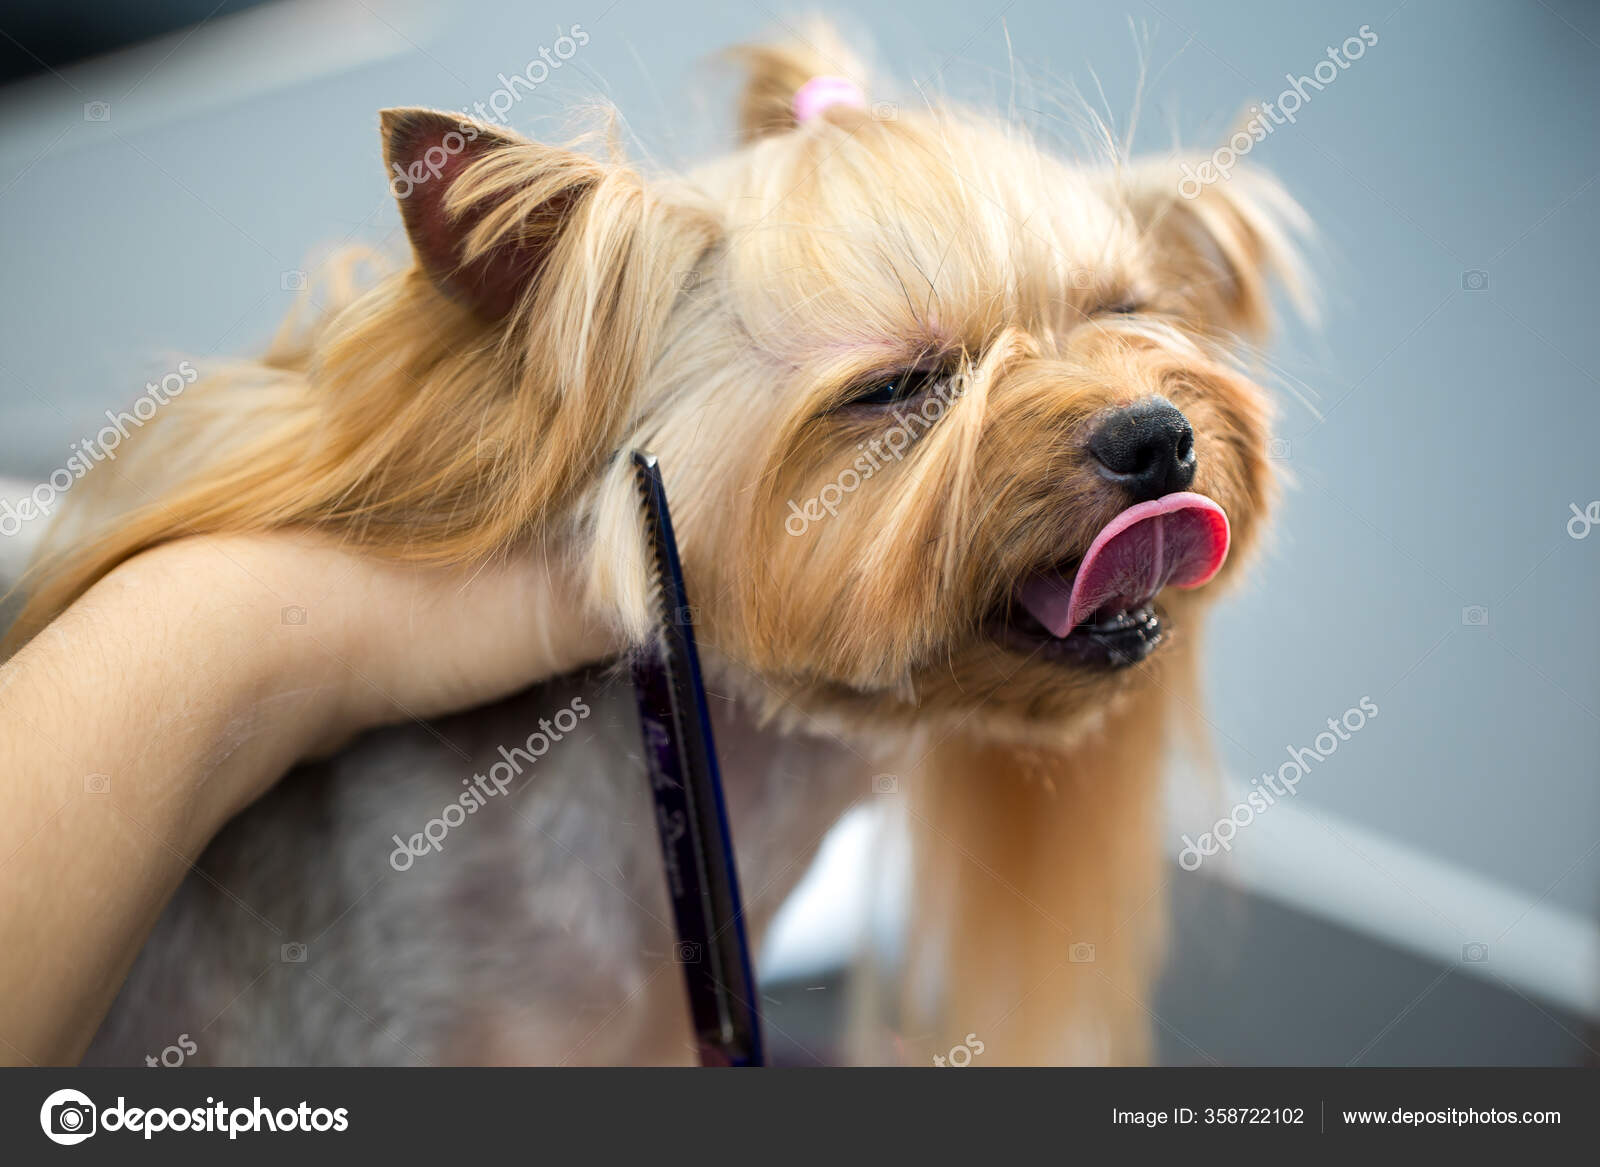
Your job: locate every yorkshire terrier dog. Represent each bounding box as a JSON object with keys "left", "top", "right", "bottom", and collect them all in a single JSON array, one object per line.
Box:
[{"left": 10, "top": 25, "right": 1305, "bottom": 1065}]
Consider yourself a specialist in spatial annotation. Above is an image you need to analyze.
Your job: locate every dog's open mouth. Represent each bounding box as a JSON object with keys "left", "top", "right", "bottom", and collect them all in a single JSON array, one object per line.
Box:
[{"left": 992, "top": 492, "right": 1230, "bottom": 669}]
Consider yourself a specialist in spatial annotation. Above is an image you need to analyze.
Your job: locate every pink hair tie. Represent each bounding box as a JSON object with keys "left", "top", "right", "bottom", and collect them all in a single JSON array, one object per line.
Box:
[{"left": 793, "top": 75, "right": 866, "bottom": 124}]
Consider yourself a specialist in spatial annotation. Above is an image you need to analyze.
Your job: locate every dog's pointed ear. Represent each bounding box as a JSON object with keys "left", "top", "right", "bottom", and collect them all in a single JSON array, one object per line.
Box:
[
  {"left": 1113, "top": 159, "right": 1314, "bottom": 338},
  {"left": 381, "top": 107, "right": 604, "bottom": 322},
  {"left": 369, "top": 104, "right": 719, "bottom": 526},
  {"left": 726, "top": 21, "right": 873, "bottom": 144}
]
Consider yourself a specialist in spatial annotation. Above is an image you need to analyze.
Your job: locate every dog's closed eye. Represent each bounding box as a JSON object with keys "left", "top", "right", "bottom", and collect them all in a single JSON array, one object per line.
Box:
[
  {"left": 1094, "top": 299, "right": 1144, "bottom": 316},
  {"left": 837, "top": 366, "right": 948, "bottom": 410}
]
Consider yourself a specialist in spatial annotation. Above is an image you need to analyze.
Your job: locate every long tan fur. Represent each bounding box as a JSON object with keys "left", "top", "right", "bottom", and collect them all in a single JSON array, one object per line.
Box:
[{"left": 5, "top": 117, "right": 717, "bottom": 650}]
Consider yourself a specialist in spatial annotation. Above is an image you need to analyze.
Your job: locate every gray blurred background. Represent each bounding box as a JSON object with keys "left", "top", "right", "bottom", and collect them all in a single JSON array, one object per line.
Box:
[{"left": 0, "top": 0, "right": 1595, "bottom": 1064}]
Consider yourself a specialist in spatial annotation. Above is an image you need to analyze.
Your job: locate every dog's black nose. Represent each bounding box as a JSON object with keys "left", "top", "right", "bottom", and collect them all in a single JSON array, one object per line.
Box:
[{"left": 1088, "top": 397, "right": 1196, "bottom": 501}]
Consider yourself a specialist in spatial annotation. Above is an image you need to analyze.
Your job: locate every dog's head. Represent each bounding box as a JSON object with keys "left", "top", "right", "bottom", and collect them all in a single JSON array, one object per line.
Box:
[{"left": 378, "top": 32, "right": 1306, "bottom": 745}]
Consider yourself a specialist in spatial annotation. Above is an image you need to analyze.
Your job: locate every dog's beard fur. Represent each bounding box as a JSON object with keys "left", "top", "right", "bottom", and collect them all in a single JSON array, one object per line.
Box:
[{"left": 7, "top": 24, "right": 1308, "bottom": 1063}]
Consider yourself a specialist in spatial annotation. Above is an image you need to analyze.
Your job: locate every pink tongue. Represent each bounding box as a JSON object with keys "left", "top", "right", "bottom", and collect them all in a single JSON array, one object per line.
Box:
[{"left": 1015, "top": 492, "right": 1230, "bottom": 637}]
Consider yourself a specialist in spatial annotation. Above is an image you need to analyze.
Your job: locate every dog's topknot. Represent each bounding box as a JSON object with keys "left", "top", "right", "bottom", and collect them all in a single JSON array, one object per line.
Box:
[{"left": 726, "top": 20, "right": 874, "bottom": 144}]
